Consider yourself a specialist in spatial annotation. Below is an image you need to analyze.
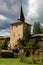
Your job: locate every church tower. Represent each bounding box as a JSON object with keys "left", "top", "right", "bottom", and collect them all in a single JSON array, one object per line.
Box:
[
  {"left": 9, "top": 4, "right": 31, "bottom": 49},
  {"left": 17, "top": 4, "right": 25, "bottom": 22}
]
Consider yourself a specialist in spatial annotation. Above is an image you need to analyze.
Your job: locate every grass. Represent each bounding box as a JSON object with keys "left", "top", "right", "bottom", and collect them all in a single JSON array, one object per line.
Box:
[{"left": 0, "top": 58, "right": 43, "bottom": 65}]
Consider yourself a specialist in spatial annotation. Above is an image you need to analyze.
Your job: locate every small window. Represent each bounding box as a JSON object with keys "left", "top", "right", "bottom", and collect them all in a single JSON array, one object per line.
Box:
[
  {"left": 16, "top": 25, "right": 18, "bottom": 27},
  {"left": 18, "top": 34, "right": 20, "bottom": 36},
  {"left": 14, "top": 34, "right": 15, "bottom": 36}
]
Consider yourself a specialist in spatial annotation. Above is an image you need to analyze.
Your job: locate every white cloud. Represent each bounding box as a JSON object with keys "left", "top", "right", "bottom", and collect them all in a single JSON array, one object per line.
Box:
[
  {"left": 0, "top": 0, "right": 43, "bottom": 35},
  {"left": 0, "top": 28, "right": 10, "bottom": 36},
  {"left": 0, "top": 15, "right": 7, "bottom": 21},
  {"left": 28, "top": 0, "right": 38, "bottom": 17},
  {"left": 26, "top": 0, "right": 43, "bottom": 24},
  {"left": 26, "top": 0, "right": 39, "bottom": 23}
]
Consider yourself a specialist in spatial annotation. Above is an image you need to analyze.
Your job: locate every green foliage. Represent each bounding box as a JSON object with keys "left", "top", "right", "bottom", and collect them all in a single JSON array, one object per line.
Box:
[
  {"left": 17, "top": 38, "right": 27, "bottom": 50},
  {"left": 27, "top": 39, "right": 35, "bottom": 50},
  {"left": 17, "top": 38, "right": 38, "bottom": 51},
  {"left": 41, "top": 26, "right": 43, "bottom": 33},
  {"left": 27, "top": 38, "right": 39, "bottom": 51},
  {"left": 0, "top": 43, "right": 2, "bottom": 49},
  {"left": 23, "top": 25, "right": 30, "bottom": 41},
  {"left": 2, "top": 39, "right": 8, "bottom": 50},
  {"left": 33, "top": 21, "right": 41, "bottom": 34},
  {"left": 19, "top": 54, "right": 26, "bottom": 62}
]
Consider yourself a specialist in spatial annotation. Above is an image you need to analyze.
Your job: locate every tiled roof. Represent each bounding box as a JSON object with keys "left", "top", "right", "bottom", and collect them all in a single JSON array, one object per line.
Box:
[
  {"left": 10, "top": 21, "right": 31, "bottom": 26},
  {"left": 31, "top": 34, "right": 43, "bottom": 37},
  {"left": 0, "top": 36, "right": 10, "bottom": 39}
]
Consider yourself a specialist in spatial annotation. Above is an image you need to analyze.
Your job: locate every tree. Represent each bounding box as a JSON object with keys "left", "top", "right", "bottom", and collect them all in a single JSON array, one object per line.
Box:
[
  {"left": 23, "top": 25, "right": 30, "bottom": 42},
  {"left": 41, "top": 26, "right": 43, "bottom": 33},
  {"left": 2, "top": 39, "right": 8, "bottom": 50},
  {"left": 33, "top": 21, "right": 41, "bottom": 34},
  {"left": 0, "top": 42, "right": 4, "bottom": 49},
  {"left": 17, "top": 38, "right": 26, "bottom": 50}
]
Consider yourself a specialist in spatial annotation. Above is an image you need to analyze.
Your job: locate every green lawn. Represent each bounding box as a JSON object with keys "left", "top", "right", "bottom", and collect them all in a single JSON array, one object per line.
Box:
[{"left": 0, "top": 58, "right": 43, "bottom": 65}]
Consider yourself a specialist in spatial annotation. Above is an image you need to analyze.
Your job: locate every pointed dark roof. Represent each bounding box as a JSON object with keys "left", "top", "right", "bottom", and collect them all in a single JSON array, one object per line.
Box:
[
  {"left": 17, "top": 4, "right": 25, "bottom": 22},
  {"left": 10, "top": 3, "right": 31, "bottom": 26}
]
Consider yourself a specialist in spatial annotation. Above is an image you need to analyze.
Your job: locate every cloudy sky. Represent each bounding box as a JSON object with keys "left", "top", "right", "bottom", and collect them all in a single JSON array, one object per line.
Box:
[{"left": 0, "top": 0, "right": 43, "bottom": 36}]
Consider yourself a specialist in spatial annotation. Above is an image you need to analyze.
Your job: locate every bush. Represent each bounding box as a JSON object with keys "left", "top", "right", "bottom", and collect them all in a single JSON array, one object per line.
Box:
[
  {"left": 14, "top": 53, "right": 19, "bottom": 58},
  {"left": 1, "top": 50, "right": 14, "bottom": 58},
  {"left": 12, "top": 48, "right": 19, "bottom": 58},
  {"left": 0, "top": 49, "right": 1, "bottom": 54},
  {"left": 0, "top": 49, "right": 1, "bottom": 57}
]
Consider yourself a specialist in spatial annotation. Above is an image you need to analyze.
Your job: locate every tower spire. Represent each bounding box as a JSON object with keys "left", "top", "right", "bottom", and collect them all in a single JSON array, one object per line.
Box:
[{"left": 17, "top": 1, "right": 25, "bottom": 22}]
